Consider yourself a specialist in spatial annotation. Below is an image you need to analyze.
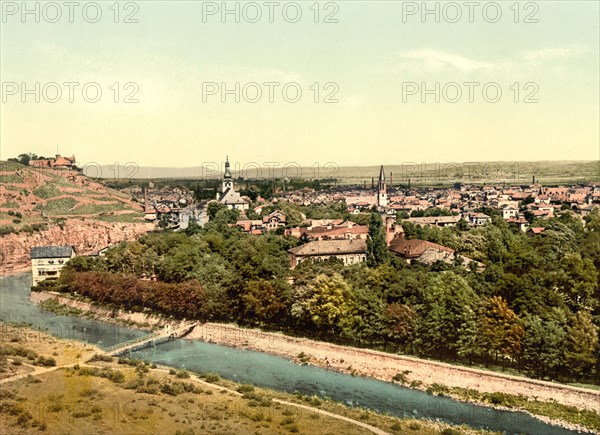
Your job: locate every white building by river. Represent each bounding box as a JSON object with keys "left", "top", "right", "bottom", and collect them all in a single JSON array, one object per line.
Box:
[{"left": 30, "top": 245, "right": 75, "bottom": 285}]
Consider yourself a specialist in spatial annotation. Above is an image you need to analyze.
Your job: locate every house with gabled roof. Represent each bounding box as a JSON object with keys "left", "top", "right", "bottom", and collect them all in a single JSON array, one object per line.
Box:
[{"left": 288, "top": 239, "right": 367, "bottom": 268}]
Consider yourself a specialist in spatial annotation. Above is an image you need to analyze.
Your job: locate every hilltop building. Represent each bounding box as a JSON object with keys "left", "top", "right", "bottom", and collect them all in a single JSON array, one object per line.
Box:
[
  {"left": 377, "top": 165, "right": 387, "bottom": 207},
  {"left": 30, "top": 246, "right": 76, "bottom": 285},
  {"left": 29, "top": 154, "right": 76, "bottom": 168},
  {"left": 216, "top": 157, "right": 250, "bottom": 211}
]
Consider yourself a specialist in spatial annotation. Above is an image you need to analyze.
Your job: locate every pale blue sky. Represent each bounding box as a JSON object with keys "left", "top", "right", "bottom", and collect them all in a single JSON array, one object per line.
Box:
[{"left": 1, "top": 1, "right": 598, "bottom": 167}]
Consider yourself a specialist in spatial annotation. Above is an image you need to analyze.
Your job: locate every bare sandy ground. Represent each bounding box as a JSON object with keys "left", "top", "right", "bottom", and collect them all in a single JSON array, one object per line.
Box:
[{"left": 188, "top": 323, "right": 600, "bottom": 414}]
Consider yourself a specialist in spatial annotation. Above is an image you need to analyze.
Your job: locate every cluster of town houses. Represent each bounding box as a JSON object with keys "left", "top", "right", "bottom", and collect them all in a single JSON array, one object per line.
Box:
[
  {"left": 30, "top": 157, "right": 600, "bottom": 283},
  {"left": 129, "top": 186, "right": 193, "bottom": 229},
  {"left": 212, "top": 159, "right": 599, "bottom": 270}
]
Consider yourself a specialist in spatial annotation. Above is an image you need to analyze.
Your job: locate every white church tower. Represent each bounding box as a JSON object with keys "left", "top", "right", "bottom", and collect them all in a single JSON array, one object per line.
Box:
[{"left": 222, "top": 156, "right": 233, "bottom": 192}]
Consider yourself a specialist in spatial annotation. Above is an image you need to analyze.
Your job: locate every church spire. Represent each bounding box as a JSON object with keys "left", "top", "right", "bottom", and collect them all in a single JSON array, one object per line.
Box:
[
  {"left": 224, "top": 156, "right": 231, "bottom": 178},
  {"left": 377, "top": 165, "right": 387, "bottom": 207},
  {"left": 222, "top": 156, "right": 233, "bottom": 192}
]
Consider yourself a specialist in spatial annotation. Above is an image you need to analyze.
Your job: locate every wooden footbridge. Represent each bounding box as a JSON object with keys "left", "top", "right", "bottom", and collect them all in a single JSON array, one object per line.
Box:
[{"left": 103, "top": 321, "right": 198, "bottom": 357}]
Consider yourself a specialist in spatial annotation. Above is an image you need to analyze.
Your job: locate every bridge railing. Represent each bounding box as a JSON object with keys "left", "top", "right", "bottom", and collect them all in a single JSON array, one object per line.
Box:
[{"left": 103, "top": 322, "right": 197, "bottom": 354}]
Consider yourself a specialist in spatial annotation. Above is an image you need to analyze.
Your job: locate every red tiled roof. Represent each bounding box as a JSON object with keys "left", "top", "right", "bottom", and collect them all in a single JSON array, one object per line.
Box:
[
  {"left": 288, "top": 239, "right": 367, "bottom": 256},
  {"left": 388, "top": 238, "right": 454, "bottom": 258}
]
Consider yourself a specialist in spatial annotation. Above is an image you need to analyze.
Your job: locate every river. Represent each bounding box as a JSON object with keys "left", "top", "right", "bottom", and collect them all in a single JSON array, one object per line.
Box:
[{"left": 0, "top": 273, "right": 591, "bottom": 435}]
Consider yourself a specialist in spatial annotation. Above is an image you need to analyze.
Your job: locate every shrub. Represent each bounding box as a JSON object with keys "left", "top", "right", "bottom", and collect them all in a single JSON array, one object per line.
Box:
[
  {"left": 0, "top": 225, "right": 17, "bottom": 236},
  {"left": 279, "top": 417, "right": 295, "bottom": 425},
  {"left": 204, "top": 373, "right": 220, "bottom": 383},
  {"left": 35, "top": 356, "right": 56, "bottom": 367},
  {"left": 392, "top": 372, "right": 408, "bottom": 385},
  {"left": 89, "top": 354, "right": 113, "bottom": 363},
  {"left": 237, "top": 384, "right": 255, "bottom": 394}
]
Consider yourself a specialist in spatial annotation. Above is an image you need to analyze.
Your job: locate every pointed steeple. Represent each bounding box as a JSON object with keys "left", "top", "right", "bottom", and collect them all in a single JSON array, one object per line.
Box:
[
  {"left": 224, "top": 156, "right": 231, "bottom": 178},
  {"left": 222, "top": 156, "right": 233, "bottom": 193},
  {"left": 377, "top": 165, "right": 388, "bottom": 207}
]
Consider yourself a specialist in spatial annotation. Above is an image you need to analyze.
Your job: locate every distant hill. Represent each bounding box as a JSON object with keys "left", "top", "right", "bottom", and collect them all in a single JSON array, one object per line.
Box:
[{"left": 84, "top": 160, "right": 600, "bottom": 186}]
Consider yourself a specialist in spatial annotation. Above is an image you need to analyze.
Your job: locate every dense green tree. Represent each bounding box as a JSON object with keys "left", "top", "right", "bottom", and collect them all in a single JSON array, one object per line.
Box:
[
  {"left": 307, "top": 273, "right": 357, "bottom": 336},
  {"left": 242, "top": 279, "right": 288, "bottom": 325},
  {"left": 415, "top": 271, "right": 479, "bottom": 358},
  {"left": 185, "top": 219, "right": 202, "bottom": 235},
  {"left": 476, "top": 296, "right": 524, "bottom": 364},
  {"left": 383, "top": 303, "right": 417, "bottom": 348},
  {"left": 564, "top": 310, "right": 598, "bottom": 380},
  {"left": 366, "top": 212, "right": 389, "bottom": 267},
  {"left": 522, "top": 310, "right": 568, "bottom": 379},
  {"left": 206, "top": 202, "right": 226, "bottom": 220},
  {"left": 50, "top": 201, "right": 600, "bottom": 384},
  {"left": 351, "top": 287, "right": 386, "bottom": 344},
  {"left": 556, "top": 253, "right": 598, "bottom": 310}
]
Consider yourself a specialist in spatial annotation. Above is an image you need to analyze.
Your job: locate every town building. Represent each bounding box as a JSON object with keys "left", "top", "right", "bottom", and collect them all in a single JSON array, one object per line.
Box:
[
  {"left": 507, "top": 217, "right": 529, "bottom": 232},
  {"left": 285, "top": 221, "right": 368, "bottom": 241},
  {"left": 501, "top": 205, "right": 519, "bottom": 220},
  {"left": 288, "top": 239, "right": 367, "bottom": 268},
  {"left": 388, "top": 238, "right": 455, "bottom": 265},
  {"left": 216, "top": 157, "right": 250, "bottom": 211},
  {"left": 467, "top": 212, "right": 491, "bottom": 226},
  {"left": 262, "top": 210, "right": 286, "bottom": 231},
  {"left": 30, "top": 245, "right": 76, "bottom": 285},
  {"left": 235, "top": 211, "right": 287, "bottom": 234},
  {"left": 406, "top": 215, "right": 462, "bottom": 228},
  {"left": 388, "top": 238, "right": 482, "bottom": 269}
]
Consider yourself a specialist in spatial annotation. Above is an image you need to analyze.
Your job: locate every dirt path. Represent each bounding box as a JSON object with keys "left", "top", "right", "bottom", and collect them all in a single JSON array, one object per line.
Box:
[
  {"left": 0, "top": 350, "right": 99, "bottom": 385},
  {"left": 188, "top": 323, "right": 600, "bottom": 414},
  {"left": 1, "top": 354, "right": 390, "bottom": 435},
  {"left": 152, "top": 367, "right": 390, "bottom": 435}
]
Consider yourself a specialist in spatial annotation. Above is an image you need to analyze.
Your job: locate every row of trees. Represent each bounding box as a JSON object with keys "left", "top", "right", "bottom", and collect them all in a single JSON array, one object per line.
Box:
[{"left": 38, "top": 207, "right": 600, "bottom": 384}]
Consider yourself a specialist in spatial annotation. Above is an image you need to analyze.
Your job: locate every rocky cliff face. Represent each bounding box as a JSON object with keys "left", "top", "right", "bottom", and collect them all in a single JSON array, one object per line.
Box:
[{"left": 0, "top": 219, "right": 153, "bottom": 275}]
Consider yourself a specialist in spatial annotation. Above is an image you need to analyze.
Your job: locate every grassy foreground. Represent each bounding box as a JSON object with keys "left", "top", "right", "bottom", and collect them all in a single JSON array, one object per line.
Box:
[{"left": 0, "top": 323, "right": 495, "bottom": 435}]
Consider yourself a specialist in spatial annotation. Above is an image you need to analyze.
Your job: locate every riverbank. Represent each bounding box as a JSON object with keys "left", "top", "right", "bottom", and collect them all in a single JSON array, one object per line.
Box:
[
  {"left": 0, "top": 323, "right": 489, "bottom": 435},
  {"left": 190, "top": 323, "right": 600, "bottom": 410},
  {"left": 28, "top": 289, "right": 600, "bottom": 433},
  {"left": 31, "top": 291, "right": 600, "bottom": 410}
]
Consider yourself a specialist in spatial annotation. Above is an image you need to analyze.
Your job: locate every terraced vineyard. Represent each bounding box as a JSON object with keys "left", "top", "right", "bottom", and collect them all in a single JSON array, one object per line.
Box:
[{"left": 0, "top": 161, "right": 145, "bottom": 233}]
